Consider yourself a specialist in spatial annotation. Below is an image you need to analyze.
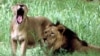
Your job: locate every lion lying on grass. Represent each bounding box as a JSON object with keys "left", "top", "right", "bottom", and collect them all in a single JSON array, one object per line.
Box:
[{"left": 43, "top": 21, "right": 100, "bottom": 54}]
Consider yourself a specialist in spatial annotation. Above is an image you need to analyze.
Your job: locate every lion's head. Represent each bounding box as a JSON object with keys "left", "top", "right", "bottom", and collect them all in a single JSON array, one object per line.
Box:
[{"left": 43, "top": 22, "right": 66, "bottom": 51}]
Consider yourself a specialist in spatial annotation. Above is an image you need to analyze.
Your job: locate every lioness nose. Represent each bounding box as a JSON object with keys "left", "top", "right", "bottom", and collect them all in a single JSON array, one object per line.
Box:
[
  {"left": 17, "top": 7, "right": 24, "bottom": 16},
  {"left": 20, "top": 5, "right": 24, "bottom": 7}
]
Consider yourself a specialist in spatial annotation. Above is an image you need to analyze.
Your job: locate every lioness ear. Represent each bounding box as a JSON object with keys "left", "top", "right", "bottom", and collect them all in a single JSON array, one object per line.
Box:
[
  {"left": 11, "top": 5, "right": 17, "bottom": 14},
  {"left": 57, "top": 25, "right": 65, "bottom": 34}
]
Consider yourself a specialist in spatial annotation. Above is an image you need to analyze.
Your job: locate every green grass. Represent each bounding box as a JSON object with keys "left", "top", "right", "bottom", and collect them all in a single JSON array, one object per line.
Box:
[{"left": 0, "top": 0, "right": 100, "bottom": 56}]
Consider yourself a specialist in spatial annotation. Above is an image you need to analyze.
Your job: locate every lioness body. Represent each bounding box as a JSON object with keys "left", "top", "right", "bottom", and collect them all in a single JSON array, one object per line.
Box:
[
  {"left": 10, "top": 4, "right": 52, "bottom": 56},
  {"left": 11, "top": 16, "right": 51, "bottom": 45}
]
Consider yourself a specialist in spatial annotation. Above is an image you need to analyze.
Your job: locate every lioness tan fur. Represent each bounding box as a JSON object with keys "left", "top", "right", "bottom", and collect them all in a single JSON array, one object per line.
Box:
[
  {"left": 10, "top": 4, "right": 52, "bottom": 56},
  {"left": 43, "top": 21, "right": 100, "bottom": 54}
]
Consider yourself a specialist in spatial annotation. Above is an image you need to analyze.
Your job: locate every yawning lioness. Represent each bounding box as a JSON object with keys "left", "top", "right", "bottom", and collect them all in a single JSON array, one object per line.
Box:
[{"left": 10, "top": 4, "right": 52, "bottom": 56}]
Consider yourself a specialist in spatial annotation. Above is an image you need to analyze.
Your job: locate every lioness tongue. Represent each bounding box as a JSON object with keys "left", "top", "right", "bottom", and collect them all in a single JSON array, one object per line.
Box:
[{"left": 17, "top": 16, "right": 22, "bottom": 23}]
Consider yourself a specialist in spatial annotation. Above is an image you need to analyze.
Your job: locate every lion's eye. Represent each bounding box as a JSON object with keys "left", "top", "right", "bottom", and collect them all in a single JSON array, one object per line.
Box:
[{"left": 44, "top": 31, "right": 47, "bottom": 34}]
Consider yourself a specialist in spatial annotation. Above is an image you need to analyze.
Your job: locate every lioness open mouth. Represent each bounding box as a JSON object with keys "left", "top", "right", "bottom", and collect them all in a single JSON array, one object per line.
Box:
[{"left": 16, "top": 6, "right": 24, "bottom": 24}]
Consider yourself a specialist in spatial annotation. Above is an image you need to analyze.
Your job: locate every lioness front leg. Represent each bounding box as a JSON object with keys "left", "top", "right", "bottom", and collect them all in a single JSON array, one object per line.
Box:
[
  {"left": 20, "top": 39, "right": 27, "bottom": 56},
  {"left": 11, "top": 39, "right": 17, "bottom": 56}
]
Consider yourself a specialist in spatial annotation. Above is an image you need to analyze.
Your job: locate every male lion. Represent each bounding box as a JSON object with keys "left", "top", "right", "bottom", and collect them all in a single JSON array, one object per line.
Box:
[
  {"left": 10, "top": 4, "right": 52, "bottom": 56},
  {"left": 43, "top": 21, "right": 100, "bottom": 54}
]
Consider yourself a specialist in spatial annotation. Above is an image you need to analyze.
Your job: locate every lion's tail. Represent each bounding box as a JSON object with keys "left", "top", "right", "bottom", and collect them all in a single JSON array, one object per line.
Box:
[
  {"left": 78, "top": 44, "right": 100, "bottom": 53},
  {"left": 87, "top": 44, "right": 100, "bottom": 52},
  {"left": 78, "top": 41, "right": 100, "bottom": 52}
]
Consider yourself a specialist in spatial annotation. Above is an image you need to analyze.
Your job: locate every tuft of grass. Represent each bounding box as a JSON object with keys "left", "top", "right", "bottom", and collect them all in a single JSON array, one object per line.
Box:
[{"left": 0, "top": 0, "right": 100, "bottom": 56}]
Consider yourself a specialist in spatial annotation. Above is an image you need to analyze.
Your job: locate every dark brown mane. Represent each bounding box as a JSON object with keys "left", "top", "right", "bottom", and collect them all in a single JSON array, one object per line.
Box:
[{"left": 54, "top": 21, "right": 88, "bottom": 53}]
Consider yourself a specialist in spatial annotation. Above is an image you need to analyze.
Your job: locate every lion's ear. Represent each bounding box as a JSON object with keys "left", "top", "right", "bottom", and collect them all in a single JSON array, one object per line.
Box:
[
  {"left": 55, "top": 21, "right": 60, "bottom": 26},
  {"left": 57, "top": 25, "right": 65, "bottom": 34}
]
